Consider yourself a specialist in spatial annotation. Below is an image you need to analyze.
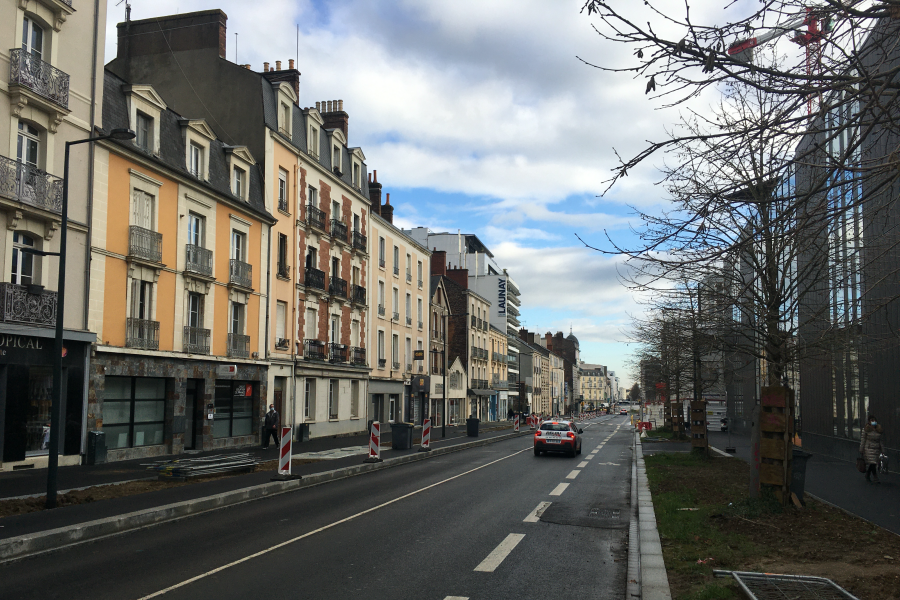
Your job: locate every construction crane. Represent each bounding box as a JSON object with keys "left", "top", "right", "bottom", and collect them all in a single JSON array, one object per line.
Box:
[{"left": 728, "top": 7, "right": 834, "bottom": 113}]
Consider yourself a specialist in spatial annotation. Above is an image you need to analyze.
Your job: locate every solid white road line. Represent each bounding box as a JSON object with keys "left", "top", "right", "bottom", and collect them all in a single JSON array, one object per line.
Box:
[
  {"left": 578, "top": 461, "right": 589, "bottom": 468},
  {"left": 445, "top": 597, "right": 469, "bottom": 600},
  {"left": 474, "top": 534, "right": 526, "bottom": 572},
  {"left": 549, "top": 483, "right": 569, "bottom": 496},
  {"left": 136, "top": 447, "right": 531, "bottom": 599},
  {"left": 566, "top": 470, "right": 581, "bottom": 479},
  {"left": 523, "top": 501, "right": 552, "bottom": 523}
]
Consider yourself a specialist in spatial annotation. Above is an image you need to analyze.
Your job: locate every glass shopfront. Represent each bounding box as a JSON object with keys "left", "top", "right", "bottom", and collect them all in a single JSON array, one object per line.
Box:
[
  {"left": 213, "top": 380, "right": 255, "bottom": 438},
  {"left": 102, "top": 377, "right": 166, "bottom": 450}
]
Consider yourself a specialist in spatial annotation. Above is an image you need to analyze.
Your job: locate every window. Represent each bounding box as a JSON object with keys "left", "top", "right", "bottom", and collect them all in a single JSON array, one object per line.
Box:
[
  {"left": 304, "top": 379, "right": 315, "bottom": 420},
  {"left": 189, "top": 143, "right": 203, "bottom": 178},
  {"left": 213, "top": 380, "right": 254, "bottom": 438},
  {"left": 417, "top": 299, "right": 423, "bottom": 327},
  {"left": 378, "top": 281, "right": 385, "bottom": 315},
  {"left": 230, "top": 302, "right": 245, "bottom": 335},
  {"left": 393, "top": 246, "right": 399, "bottom": 275},
  {"left": 305, "top": 246, "right": 317, "bottom": 270},
  {"left": 308, "top": 185, "right": 318, "bottom": 208},
  {"left": 234, "top": 166, "right": 246, "bottom": 199},
  {"left": 328, "top": 379, "right": 338, "bottom": 419},
  {"left": 331, "top": 314, "right": 339, "bottom": 343},
  {"left": 231, "top": 230, "right": 245, "bottom": 261},
  {"left": 351, "top": 380, "right": 360, "bottom": 418},
  {"left": 277, "top": 234, "right": 289, "bottom": 277},
  {"left": 187, "top": 213, "right": 204, "bottom": 247},
  {"left": 103, "top": 377, "right": 166, "bottom": 450},
  {"left": 136, "top": 112, "right": 152, "bottom": 152},
  {"left": 353, "top": 163, "right": 360, "bottom": 187},
  {"left": 280, "top": 103, "right": 291, "bottom": 136},
  {"left": 276, "top": 301, "right": 287, "bottom": 342},
  {"left": 406, "top": 254, "right": 411, "bottom": 279},
  {"left": 22, "top": 17, "right": 43, "bottom": 61},
  {"left": 405, "top": 337, "right": 411, "bottom": 369},
  {"left": 377, "top": 330, "right": 385, "bottom": 363},
  {"left": 392, "top": 288, "right": 399, "bottom": 319},
  {"left": 333, "top": 146, "right": 341, "bottom": 173},
  {"left": 305, "top": 308, "right": 317, "bottom": 339},
  {"left": 132, "top": 189, "right": 155, "bottom": 230},
  {"left": 417, "top": 261, "right": 423, "bottom": 286},
  {"left": 379, "top": 237, "right": 385, "bottom": 268},
  {"left": 17, "top": 121, "right": 39, "bottom": 168},
  {"left": 11, "top": 232, "right": 36, "bottom": 286},
  {"left": 392, "top": 334, "right": 399, "bottom": 368},
  {"left": 308, "top": 126, "right": 318, "bottom": 158},
  {"left": 406, "top": 293, "right": 411, "bottom": 322},
  {"left": 332, "top": 200, "right": 340, "bottom": 222},
  {"left": 131, "top": 279, "right": 153, "bottom": 320},
  {"left": 187, "top": 293, "right": 203, "bottom": 329},
  {"left": 278, "top": 169, "right": 288, "bottom": 211},
  {"left": 353, "top": 213, "right": 360, "bottom": 233}
]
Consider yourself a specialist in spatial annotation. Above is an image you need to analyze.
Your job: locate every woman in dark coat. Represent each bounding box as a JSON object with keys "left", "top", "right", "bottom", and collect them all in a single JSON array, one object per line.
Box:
[{"left": 860, "top": 413, "right": 885, "bottom": 483}]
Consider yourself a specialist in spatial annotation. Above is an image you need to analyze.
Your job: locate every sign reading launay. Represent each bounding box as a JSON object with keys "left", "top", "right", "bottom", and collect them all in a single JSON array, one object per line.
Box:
[{"left": 497, "top": 279, "right": 506, "bottom": 316}]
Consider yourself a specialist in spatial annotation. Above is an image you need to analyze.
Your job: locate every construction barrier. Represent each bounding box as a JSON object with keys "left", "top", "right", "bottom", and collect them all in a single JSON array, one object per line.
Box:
[
  {"left": 278, "top": 426, "right": 292, "bottom": 475},
  {"left": 366, "top": 421, "right": 381, "bottom": 462},
  {"left": 514, "top": 414, "right": 520, "bottom": 431},
  {"left": 529, "top": 415, "right": 536, "bottom": 430},
  {"left": 421, "top": 418, "right": 431, "bottom": 450}
]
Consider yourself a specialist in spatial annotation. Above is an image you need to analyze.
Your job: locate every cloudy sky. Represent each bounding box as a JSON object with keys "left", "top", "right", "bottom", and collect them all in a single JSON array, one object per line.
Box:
[{"left": 104, "top": 0, "right": 760, "bottom": 390}]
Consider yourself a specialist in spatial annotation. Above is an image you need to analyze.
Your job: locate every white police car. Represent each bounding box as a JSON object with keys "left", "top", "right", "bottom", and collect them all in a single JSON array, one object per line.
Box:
[{"left": 534, "top": 420, "right": 583, "bottom": 457}]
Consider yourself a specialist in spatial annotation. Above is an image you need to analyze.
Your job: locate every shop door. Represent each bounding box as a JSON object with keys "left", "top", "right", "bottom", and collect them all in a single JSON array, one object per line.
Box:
[{"left": 184, "top": 379, "right": 203, "bottom": 450}]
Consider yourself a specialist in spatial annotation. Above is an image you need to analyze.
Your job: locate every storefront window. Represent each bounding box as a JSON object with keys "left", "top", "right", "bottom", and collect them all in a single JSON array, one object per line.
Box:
[
  {"left": 25, "top": 367, "right": 52, "bottom": 456},
  {"left": 103, "top": 377, "right": 166, "bottom": 450},
  {"left": 214, "top": 380, "right": 254, "bottom": 438}
]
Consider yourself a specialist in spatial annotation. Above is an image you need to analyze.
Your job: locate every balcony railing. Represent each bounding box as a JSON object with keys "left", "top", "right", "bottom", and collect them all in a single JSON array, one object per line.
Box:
[
  {"left": 378, "top": 304, "right": 386, "bottom": 317},
  {"left": 275, "top": 338, "right": 290, "bottom": 350},
  {"left": 406, "top": 363, "right": 412, "bottom": 373},
  {"left": 329, "top": 343, "right": 348, "bottom": 363},
  {"left": 278, "top": 196, "right": 289, "bottom": 213},
  {"left": 352, "top": 230, "right": 367, "bottom": 252},
  {"left": 307, "top": 204, "right": 326, "bottom": 231},
  {"left": 330, "top": 219, "right": 348, "bottom": 242},
  {"left": 305, "top": 267, "right": 325, "bottom": 291},
  {"left": 129, "top": 226, "right": 162, "bottom": 263},
  {"left": 392, "top": 360, "right": 400, "bottom": 370},
  {"left": 406, "top": 272, "right": 412, "bottom": 283},
  {"left": 492, "top": 378, "right": 508, "bottom": 390},
  {"left": 185, "top": 244, "right": 213, "bottom": 277},
  {"left": 508, "top": 355, "right": 518, "bottom": 365},
  {"left": 227, "top": 333, "right": 250, "bottom": 358},
  {"left": 229, "top": 259, "right": 252, "bottom": 288},
  {"left": 378, "top": 358, "right": 387, "bottom": 369},
  {"left": 0, "top": 283, "right": 56, "bottom": 326},
  {"left": 472, "top": 379, "right": 489, "bottom": 389},
  {"left": 379, "top": 257, "right": 386, "bottom": 268},
  {"left": 0, "top": 155, "right": 63, "bottom": 213},
  {"left": 9, "top": 49, "right": 70, "bottom": 110},
  {"left": 329, "top": 276, "right": 347, "bottom": 298},
  {"left": 183, "top": 326, "right": 210, "bottom": 354},
  {"left": 277, "top": 262, "right": 291, "bottom": 279},
  {"left": 417, "top": 278, "right": 423, "bottom": 288},
  {"left": 350, "top": 284, "right": 366, "bottom": 305},
  {"left": 126, "top": 317, "right": 159, "bottom": 350},
  {"left": 418, "top": 320, "right": 423, "bottom": 330},
  {"left": 471, "top": 315, "right": 476, "bottom": 327},
  {"left": 392, "top": 311, "right": 400, "bottom": 321},
  {"left": 493, "top": 351, "right": 503, "bottom": 362},
  {"left": 406, "top": 316, "right": 412, "bottom": 326},
  {"left": 304, "top": 339, "right": 327, "bottom": 361},
  {"left": 350, "top": 346, "right": 366, "bottom": 366}
]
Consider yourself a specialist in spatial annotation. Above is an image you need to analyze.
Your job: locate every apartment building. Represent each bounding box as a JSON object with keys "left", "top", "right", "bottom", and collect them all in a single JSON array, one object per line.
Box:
[
  {"left": 488, "top": 325, "right": 508, "bottom": 418},
  {"left": 0, "top": 0, "right": 107, "bottom": 469},
  {"left": 548, "top": 350, "right": 564, "bottom": 414},
  {"left": 86, "top": 73, "right": 273, "bottom": 461},
  {"left": 581, "top": 364, "right": 609, "bottom": 408},
  {"left": 422, "top": 264, "right": 451, "bottom": 425},
  {"left": 367, "top": 184, "right": 430, "bottom": 424},
  {"left": 107, "top": 10, "right": 373, "bottom": 439}
]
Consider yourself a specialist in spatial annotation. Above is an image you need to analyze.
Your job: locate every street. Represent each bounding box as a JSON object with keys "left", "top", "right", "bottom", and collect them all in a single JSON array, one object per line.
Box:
[{"left": 0, "top": 415, "right": 632, "bottom": 600}]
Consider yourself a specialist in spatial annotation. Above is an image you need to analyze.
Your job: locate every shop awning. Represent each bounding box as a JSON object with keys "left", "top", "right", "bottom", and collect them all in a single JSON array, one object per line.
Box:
[{"left": 468, "top": 388, "right": 494, "bottom": 396}]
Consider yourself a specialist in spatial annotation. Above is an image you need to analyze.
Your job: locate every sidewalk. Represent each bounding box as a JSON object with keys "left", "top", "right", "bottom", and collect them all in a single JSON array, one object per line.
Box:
[
  {"left": 0, "top": 421, "right": 522, "bottom": 545},
  {"left": 707, "top": 430, "right": 900, "bottom": 535}
]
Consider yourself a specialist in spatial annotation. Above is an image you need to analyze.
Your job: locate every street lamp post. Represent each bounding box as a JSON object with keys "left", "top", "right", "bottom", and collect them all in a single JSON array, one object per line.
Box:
[{"left": 43, "top": 128, "right": 134, "bottom": 509}]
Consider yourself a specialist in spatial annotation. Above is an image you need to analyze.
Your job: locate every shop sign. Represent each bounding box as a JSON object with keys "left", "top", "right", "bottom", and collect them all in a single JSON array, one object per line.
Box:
[
  {"left": 234, "top": 383, "right": 253, "bottom": 397},
  {"left": 0, "top": 334, "right": 45, "bottom": 354},
  {"left": 497, "top": 279, "right": 506, "bottom": 316},
  {"left": 216, "top": 364, "right": 237, "bottom": 376}
]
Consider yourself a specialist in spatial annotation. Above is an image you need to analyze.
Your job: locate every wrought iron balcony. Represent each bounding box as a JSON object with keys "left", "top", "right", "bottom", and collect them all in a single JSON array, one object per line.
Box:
[
  {"left": 392, "top": 360, "right": 400, "bottom": 370},
  {"left": 304, "top": 339, "right": 327, "bottom": 361},
  {"left": 352, "top": 230, "right": 367, "bottom": 252},
  {"left": 406, "top": 316, "right": 412, "bottom": 326},
  {"left": 185, "top": 244, "right": 212, "bottom": 277},
  {"left": 330, "top": 218, "right": 348, "bottom": 242},
  {"left": 329, "top": 343, "right": 348, "bottom": 363},
  {"left": 183, "top": 326, "right": 210, "bottom": 354},
  {"left": 305, "top": 267, "right": 325, "bottom": 291},
  {"left": 306, "top": 204, "right": 326, "bottom": 231},
  {"left": 350, "top": 346, "right": 366, "bottom": 366},
  {"left": 406, "top": 363, "right": 412, "bottom": 373},
  {"left": 418, "top": 278, "right": 423, "bottom": 288},
  {"left": 378, "top": 304, "right": 385, "bottom": 317},
  {"left": 418, "top": 320, "right": 423, "bottom": 330},
  {"left": 126, "top": 317, "right": 159, "bottom": 350},
  {"left": 393, "top": 265, "right": 399, "bottom": 276},
  {"left": 329, "top": 276, "right": 347, "bottom": 298},
  {"left": 392, "top": 311, "right": 400, "bottom": 321},
  {"left": 378, "top": 358, "right": 386, "bottom": 369},
  {"left": 350, "top": 284, "right": 366, "bottom": 305},
  {"left": 129, "top": 226, "right": 162, "bottom": 263},
  {"left": 0, "top": 155, "right": 63, "bottom": 214},
  {"left": 277, "top": 262, "right": 291, "bottom": 279},
  {"left": 492, "top": 377, "right": 508, "bottom": 390},
  {"left": 406, "top": 272, "right": 412, "bottom": 283},
  {"left": 471, "top": 315, "right": 476, "bottom": 327},
  {"left": 493, "top": 351, "right": 503, "bottom": 362},
  {"left": 9, "top": 49, "right": 70, "bottom": 110},
  {"left": 227, "top": 333, "right": 250, "bottom": 358},
  {"left": 275, "top": 338, "right": 290, "bottom": 350},
  {"left": 278, "top": 196, "right": 289, "bottom": 213},
  {"left": 0, "top": 282, "right": 56, "bottom": 326},
  {"left": 229, "top": 259, "right": 252, "bottom": 288}
]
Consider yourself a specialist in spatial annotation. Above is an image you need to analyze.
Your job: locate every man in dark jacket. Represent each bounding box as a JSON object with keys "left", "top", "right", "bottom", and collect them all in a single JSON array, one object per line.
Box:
[{"left": 263, "top": 404, "right": 280, "bottom": 449}]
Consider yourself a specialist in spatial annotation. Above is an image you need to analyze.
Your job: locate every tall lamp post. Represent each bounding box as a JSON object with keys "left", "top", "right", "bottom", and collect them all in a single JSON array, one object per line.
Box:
[{"left": 39, "top": 128, "right": 135, "bottom": 509}]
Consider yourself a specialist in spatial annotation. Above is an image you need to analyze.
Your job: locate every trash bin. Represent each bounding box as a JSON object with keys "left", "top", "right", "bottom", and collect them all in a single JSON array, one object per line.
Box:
[
  {"left": 295, "top": 423, "right": 310, "bottom": 443},
  {"left": 86, "top": 431, "right": 106, "bottom": 465},
  {"left": 791, "top": 448, "right": 813, "bottom": 503},
  {"left": 466, "top": 418, "right": 480, "bottom": 437},
  {"left": 391, "top": 422, "right": 414, "bottom": 450}
]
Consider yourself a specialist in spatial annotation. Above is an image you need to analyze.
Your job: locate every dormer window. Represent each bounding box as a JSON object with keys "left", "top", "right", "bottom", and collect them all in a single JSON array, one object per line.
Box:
[
  {"left": 189, "top": 143, "right": 204, "bottom": 178},
  {"left": 181, "top": 118, "right": 215, "bottom": 182},
  {"left": 333, "top": 145, "right": 341, "bottom": 175},
  {"left": 353, "top": 163, "right": 360, "bottom": 188},
  {"left": 136, "top": 112, "right": 152, "bottom": 152},
  {"left": 308, "top": 126, "right": 319, "bottom": 159},
  {"left": 224, "top": 145, "right": 255, "bottom": 203},
  {"left": 280, "top": 102, "right": 291, "bottom": 138},
  {"left": 349, "top": 148, "right": 366, "bottom": 192},
  {"left": 124, "top": 85, "right": 166, "bottom": 156}
]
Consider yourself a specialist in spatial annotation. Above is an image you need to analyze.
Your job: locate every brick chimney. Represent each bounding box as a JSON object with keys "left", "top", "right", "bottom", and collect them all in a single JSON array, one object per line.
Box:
[
  {"left": 321, "top": 98, "right": 349, "bottom": 139},
  {"left": 446, "top": 266, "right": 468, "bottom": 290},
  {"left": 381, "top": 193, "right": 394, "bottom": 224},
  {"left": 116, "top": 10, "right": 229, "bottom": 61},
  {"left": 545, "top": 332, "right": 554, "bottom": 350},
  {"left": 431, "top": 249, "right": 447, "bottom": 277},
  {"left": 263, "top": 60, "right": 301, "bottom": 99},
  {"left": 368, "top": 171, "right": 382, "bottom": 216}
]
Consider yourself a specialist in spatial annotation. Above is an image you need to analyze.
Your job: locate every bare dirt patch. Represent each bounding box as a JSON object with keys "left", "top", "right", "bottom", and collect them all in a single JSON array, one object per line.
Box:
[{"left": 645, "top": 451, "right": 900, "bottom": 600}]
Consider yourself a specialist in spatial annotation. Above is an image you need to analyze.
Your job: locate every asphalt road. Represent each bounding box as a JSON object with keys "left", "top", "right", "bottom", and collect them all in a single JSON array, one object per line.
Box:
[{"left": 0, "top": 415, "right": 634, "bottom": 600}]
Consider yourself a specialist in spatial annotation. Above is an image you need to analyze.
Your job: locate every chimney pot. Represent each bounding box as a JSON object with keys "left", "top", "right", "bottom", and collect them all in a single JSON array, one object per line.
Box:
[
  {"left": 264, "top": 62, "right": 269, "bottom": 71},
  {"left": 289, "top": 59, "right": 295, "bottom": 69},
  {"left": 315, "top": 101, "right": 321, "bottom": 111},
  {"left": 338, "top": 99, "right": 344, "bottom": 111},
  {"left": 386, "top": 192, "right": 390, "bottom": 205},
  {"left": 276, "top": 60, "right": 282, "bottom": 70},
  {"left": 374, "top": 169, "right": 377, "bottom": 183}
]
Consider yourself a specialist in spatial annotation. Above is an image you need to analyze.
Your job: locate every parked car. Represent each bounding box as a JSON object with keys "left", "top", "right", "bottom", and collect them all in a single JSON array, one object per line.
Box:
[{"left": 534, "top": 420, "right": 582, "bottom": 457}]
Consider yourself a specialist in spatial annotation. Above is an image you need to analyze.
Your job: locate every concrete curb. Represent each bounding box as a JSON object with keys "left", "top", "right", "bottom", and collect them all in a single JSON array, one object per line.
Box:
[
  {"left": 635, "top": 433, "right": 673, "bottom": 600},
  {"left": 0, "top": 430, "right": 532, "bottom": 564},
  {"left": 627, "top": 433, "right": 641, "bottom": 599},
  {"left": 709, "top": 445, "right": 733, "bottom": 458}
]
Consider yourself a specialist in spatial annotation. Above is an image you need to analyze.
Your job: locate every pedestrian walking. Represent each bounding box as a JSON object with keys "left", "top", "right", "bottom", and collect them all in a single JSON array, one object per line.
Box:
[
  {"left": 263, "top": 404, "right": 280, "bottom": 449},
  {"left": 860, "top": 413, "right": 885, "bottom": 483}
]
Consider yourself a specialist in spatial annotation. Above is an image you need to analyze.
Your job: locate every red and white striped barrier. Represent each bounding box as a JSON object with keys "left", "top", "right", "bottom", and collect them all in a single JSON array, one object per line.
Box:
[
  {"left": 529, "top": 415, "right": 536, "bottom": 430},
  {"left": 278, "top": 426, "right": 292, "bottom": 475},
  {"left": 365, "top": 421, "right": 382, "bottom": 462},
  {"left": 420, "top": 418, "right": 431, "bottom": 451},
  {"left": 514, "top": 414, "right": 520, "bottom": 431}
]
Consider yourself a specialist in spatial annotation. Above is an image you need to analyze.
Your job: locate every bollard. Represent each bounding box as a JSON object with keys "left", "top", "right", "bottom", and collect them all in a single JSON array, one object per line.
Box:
[
  {"left": 514, "top": 414, "right": 520, "bottom": 432},
  {"left": 419, "top": 418, "right": 432, "bottom": 452},
  {"left": 271, "top": 426, "right": 300, "bottom": 480},
  {"left": 364, "top": 421, "right": 383, "bottom": 463}
]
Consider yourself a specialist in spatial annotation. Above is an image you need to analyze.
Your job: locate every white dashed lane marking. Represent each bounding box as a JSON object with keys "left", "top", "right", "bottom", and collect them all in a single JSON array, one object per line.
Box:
[
  {"left": 550, "top": 483, "right": 569, "bottom": 496},
  {"left": 566, "top": 470, "right": 581, "bottom": 479},
  {"left": 578, "top": 461, "right": 589, "bottom": 468},
  {"left": 474, "top": 534, "right": 526, "bottom": 572},
  {"left": 524, "top": 501, "right": 552, "bottom": 523}
]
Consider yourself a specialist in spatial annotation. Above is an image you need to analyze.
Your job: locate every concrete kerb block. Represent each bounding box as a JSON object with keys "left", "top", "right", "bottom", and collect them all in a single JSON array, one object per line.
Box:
[{"left": 0, "top": 430, "right": 528, "bottom": 563}]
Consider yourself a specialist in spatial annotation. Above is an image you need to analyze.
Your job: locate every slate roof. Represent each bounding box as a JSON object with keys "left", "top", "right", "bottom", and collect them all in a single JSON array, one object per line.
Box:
[{"left": 100, "top": 70, "right": 273, "bottom": 222}]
